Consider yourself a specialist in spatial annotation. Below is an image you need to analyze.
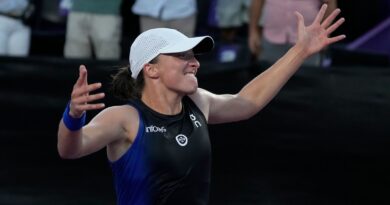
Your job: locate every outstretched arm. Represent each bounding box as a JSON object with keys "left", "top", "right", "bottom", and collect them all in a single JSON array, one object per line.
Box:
[
  {"left": 194, "top": 4, "right": 345, "bottom": 124},
  {"left": 57, "top": 65, "right": 111, "bottom": 159}
]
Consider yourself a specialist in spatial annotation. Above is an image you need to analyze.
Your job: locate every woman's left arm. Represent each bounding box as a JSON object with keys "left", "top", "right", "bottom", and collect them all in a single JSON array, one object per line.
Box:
[{"left": 192, "top": 4, "right": 345, "bottom": 124}]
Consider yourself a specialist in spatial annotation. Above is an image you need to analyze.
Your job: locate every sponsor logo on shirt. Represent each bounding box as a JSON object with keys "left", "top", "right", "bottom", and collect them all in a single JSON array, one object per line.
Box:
[
  {"left": 145, "top": 125, "right": 167, "bottom": 133},
  {"left": 175, "top": 134, "right": 188, "bottom": 146},
  {"left": 190, "top": 114, "right": 202, "bottom": 128}
]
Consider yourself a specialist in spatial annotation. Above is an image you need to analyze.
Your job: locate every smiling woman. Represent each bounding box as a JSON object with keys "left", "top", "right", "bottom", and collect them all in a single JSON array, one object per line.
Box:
[{"left": 57, "top": 5, "right": 345, "bottom": 204}]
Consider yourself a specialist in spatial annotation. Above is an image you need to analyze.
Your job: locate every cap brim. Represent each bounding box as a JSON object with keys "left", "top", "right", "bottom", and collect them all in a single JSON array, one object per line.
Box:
[{"left": 159, "top": 36, "right": 214, "bottom": 54}]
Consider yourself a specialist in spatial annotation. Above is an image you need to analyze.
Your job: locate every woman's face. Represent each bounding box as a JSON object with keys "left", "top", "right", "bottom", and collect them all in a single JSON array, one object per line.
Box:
[{"left": 156, "top": 50, "right": 200, "bottom": 95}]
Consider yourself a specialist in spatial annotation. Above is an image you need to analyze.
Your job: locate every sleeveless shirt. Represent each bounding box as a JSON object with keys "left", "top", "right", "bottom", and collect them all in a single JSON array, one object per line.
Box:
[{"left": 110, "top": 96, "right": 211, "bottom": 205}]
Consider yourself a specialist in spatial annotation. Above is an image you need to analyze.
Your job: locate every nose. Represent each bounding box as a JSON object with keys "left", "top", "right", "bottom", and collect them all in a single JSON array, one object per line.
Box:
[{"left": 189, "top": 57, "right": 200, "bottom": 68}]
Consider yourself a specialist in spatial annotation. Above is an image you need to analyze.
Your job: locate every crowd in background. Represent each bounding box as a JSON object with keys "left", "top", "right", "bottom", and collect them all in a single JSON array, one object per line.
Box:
[{"left": 0, "top": 0, "right": 389, "bottom": 66}]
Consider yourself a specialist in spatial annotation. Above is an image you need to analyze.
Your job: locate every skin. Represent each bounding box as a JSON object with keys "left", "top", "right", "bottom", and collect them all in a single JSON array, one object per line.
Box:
[{"left": 58, "top": 4, "right": 345, "bottom": 163}]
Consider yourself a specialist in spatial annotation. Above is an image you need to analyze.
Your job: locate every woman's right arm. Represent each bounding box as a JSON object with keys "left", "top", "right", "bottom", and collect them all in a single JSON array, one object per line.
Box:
[
  {"left": 58, "top": 106, "right": 132, "bottom": 159},
  {"left": 57, "top": 65, "right": 125, "bottom": 159}
]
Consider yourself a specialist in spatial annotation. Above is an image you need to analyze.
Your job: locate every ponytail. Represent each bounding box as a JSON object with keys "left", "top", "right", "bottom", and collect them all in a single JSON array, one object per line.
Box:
[{"left": 110, "top": 65, "right": 144, "bottom": 101}]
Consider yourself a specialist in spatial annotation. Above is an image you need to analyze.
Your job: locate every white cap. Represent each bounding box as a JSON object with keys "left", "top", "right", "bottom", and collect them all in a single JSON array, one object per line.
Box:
[{"left": 129, "top": 28, "right": 214, "bottom": 79}]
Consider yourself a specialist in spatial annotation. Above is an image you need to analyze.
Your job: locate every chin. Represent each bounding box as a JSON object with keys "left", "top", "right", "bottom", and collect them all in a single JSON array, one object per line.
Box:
[
  {"left": 178, "top": 77, "right": 198, "bottom": 94},
  {"left": 182, "top": 85, "right": 195, "bottom": 94},
  {"left": 185, "top": 85, "right": 198, "bottom": 95}
]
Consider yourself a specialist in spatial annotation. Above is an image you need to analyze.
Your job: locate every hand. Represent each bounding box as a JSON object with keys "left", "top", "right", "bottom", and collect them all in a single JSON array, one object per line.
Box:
[
  {"left": 69, "top": 65, "right": 105, "bottom": 118},
  {"left": 295, "top": 4, "right": 346, "bottom": 58},
  {"left": 248, "top": 28, "right": 262, "bottom": 58}
]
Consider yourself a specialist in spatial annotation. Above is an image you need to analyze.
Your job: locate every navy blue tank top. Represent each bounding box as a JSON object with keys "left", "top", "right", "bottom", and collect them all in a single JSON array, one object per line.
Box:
[{"left": 110, "top": 96, "right": 211, "bottom": 205}]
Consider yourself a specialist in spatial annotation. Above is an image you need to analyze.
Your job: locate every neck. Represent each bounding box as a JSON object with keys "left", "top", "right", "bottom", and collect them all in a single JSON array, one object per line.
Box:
[{"left": 141, "top": 85, "right": 183, "bottom": 115}]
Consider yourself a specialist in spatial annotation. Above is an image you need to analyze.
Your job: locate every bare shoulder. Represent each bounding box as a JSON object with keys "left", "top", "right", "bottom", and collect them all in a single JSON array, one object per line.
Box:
[
  {"left": 103, "top": 104, "right": 138, "bottom": 114},
  {"left": 90, "top": 104, "right": 140, "bottom": 143},
  {"left": 90, "top": 104, "right": 139, "bottom": 127},
  {"left": 189, "top": 88, "right": 213, "bottom": 120}
]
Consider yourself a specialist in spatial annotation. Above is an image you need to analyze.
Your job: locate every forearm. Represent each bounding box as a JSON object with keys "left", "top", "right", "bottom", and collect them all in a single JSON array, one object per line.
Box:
[
  {"left": 57, "top": 119, "right": 84, "bottom": 159},
  {"left": 238, "top": 45, "right": 307, "bottom": 111},
  {"left": 249, "top": 0, "right": 264, "bottom": 33}
]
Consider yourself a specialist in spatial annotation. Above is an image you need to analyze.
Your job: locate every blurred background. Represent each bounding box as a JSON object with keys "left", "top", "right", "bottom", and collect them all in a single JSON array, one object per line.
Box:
[{"left": 1, "top": 0, "right": 390, "bottom": 204}]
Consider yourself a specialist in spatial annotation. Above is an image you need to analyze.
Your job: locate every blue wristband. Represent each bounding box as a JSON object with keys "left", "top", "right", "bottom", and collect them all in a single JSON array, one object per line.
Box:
[{"left": 62, "top": 103, "right": 86, "bottom": 131}]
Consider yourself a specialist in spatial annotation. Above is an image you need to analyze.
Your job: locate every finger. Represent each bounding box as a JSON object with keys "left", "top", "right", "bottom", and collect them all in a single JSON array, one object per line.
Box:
[
  {"left": 313, "top": 4, "right": 327, "bottom": 24},
  {"left": 327, "top": 34, "right": 346, "bottom": 45},
  {"left": 75, "top": 65, "right": 88, "bottom": 87},
  {"left": 294, "top": 11, "right": 305, "bottom": 30},
  {"left": 326, "top": 17, "right": 345, "bottom": 34},
  {"left": 77, "top": 103, "right": 106, "bottom": 111},
  {"left": 321, "top": 8, "right": 341, "bottom": 28},
  {"left": 73, "top": 92, "right": 105, "bottom": 105},
  {"left": 72, "top": 82, "right": 102, "bottom": 98}
]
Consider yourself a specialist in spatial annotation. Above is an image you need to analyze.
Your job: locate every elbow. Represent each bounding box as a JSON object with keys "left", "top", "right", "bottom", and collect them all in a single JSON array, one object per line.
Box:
[
  {"left": 57, "top": 143, "right": 80, "bottom": 159},
  {"left": 57, "top": 128, "right": 82, "bottom": 159},
  {"left": 58, "top": 151, "right": 71, "bottom": 159},
  {"left": 240, "top": 102, "right": 263, "bottom": 121},
  {"left": 57, "top": 148, "right": 77, "bottom": 159},
  {"left": 58, "top": 150, "right": 79, "bottom": 159},
  {"left": 240, "top": 110, "right": 258, "bottom": 121},
  {"left": 58, "top": 153, "right": 71, "bottom": 159}
]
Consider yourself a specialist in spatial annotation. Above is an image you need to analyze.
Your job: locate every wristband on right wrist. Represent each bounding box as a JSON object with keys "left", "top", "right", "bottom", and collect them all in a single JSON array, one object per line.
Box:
[{"left": 62, "top": 102, "right": 86, "bottom": 131}]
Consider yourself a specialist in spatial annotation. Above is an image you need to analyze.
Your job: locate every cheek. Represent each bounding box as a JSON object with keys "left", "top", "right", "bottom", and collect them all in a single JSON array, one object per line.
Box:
[
  {"left": 165, "top": 63, "right": 185, "bottom": 77},
  {"left": 161, "top": 68, "right": 182, "bottom": 86}
]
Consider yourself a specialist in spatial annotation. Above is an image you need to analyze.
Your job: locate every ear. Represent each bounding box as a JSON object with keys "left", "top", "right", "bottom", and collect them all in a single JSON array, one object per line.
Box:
[{"left": 143, "top": 63, "right": 159, "bottom": 79}]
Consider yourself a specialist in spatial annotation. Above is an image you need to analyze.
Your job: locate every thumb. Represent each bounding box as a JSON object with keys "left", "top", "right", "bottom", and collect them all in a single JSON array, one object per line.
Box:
[{"left": 294, "top": 11, "right": 305, "bottom": 30}]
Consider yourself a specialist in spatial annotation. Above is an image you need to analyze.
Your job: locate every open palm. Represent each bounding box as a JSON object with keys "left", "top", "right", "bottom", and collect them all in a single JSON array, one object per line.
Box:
[
  {"left": 296, "top": 4, "right": 346, "bottom": 57},
  {"left": 69, "top": 65, "right": 105, "bottom": 118}
]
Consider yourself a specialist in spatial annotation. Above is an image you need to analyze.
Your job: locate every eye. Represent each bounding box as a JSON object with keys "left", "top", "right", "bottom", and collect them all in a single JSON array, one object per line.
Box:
[{"left": 171, "top": 51, "right": 195, "bottom": 60}]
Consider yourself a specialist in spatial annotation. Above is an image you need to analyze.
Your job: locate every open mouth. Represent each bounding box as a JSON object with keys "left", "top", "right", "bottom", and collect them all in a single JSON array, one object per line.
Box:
[{"left": 184, "top": 70, "right": 197, "bottom": 76}]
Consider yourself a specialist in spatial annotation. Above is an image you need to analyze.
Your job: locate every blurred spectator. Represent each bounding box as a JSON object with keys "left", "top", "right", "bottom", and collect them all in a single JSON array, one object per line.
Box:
[
  {"left": 0, "top": 0, "right": 33, "bottom": 56},
  {"left": 40, "top": 0, "right": 66, "bottom": 25},
  {"left": 59, "top": 0, "right": 72, "bottom": 16},
  {"left": 132, "top": 0, "right": 197, "bottom": 37},
  {"left": 248, "top": 0, "right": 337, "bottom": 67},
  {"left": 213, "top": 0, "right": 261, "bottom": 63},
  {"left": 215, "top": 0, "right": 250, "bottom": 43},
  {"left": 64, "top": 0, "right": 122, "bottom": 60}
]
